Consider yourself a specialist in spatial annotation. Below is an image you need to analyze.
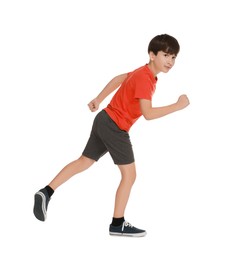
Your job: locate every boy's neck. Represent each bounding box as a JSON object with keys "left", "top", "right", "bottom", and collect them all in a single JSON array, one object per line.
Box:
[{"left": 147, "top": 62, "right": 159, "bottom": 77}]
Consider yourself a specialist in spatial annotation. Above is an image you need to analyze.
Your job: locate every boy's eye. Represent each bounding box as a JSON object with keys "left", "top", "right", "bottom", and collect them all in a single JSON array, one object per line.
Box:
[{"left": 164, "top": 53, "right": 176, "bottom": 59}]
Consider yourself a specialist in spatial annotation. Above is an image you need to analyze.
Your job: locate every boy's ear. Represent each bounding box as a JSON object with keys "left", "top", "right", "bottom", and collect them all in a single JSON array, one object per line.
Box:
[{"left": 149, "top": 51, "right": 156, "bottom": 62}]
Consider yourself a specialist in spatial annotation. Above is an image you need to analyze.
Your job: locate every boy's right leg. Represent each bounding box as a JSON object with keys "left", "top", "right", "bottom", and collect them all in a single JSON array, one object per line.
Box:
[
  {"left": 33, "top": 155, "right": 95, "bottom": 221},
  {"left": 109, "top": 163, "right": 146, "bottom": 237}
]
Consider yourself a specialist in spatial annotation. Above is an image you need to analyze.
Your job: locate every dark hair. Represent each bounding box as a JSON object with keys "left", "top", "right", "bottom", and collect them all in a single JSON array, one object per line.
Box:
[{"left": 148, "top": 34, "right": 180, "bottom": 56}]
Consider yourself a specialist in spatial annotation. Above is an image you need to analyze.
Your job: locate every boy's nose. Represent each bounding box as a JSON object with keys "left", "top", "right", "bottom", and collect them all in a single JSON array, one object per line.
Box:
[{"left": 167, "top": 58, "right": 173, "bottom": 66}]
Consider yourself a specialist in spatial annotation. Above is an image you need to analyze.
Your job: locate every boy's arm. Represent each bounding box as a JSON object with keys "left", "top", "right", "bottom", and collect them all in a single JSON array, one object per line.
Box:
[
  {"left": 140, "top": 94, "right": 190, "bottom": 120},
  {"left": 88, "top": 73, "right": 127, "bottom": 112}
]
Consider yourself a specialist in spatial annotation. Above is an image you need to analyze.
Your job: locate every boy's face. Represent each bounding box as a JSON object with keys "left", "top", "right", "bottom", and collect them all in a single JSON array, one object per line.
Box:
[{"left": 149, "top": 51, "right": 177, "bottom": 74}]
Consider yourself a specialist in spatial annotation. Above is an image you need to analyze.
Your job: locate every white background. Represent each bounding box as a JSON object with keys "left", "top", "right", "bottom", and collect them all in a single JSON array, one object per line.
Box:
[{"left": 1, "top": 0, "right": 224, "bottom": 259}]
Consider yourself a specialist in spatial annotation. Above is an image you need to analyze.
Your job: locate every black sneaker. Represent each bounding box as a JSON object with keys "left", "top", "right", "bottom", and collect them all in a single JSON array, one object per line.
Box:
[
  {"left": 109, "top": 221, "right": 146, "bottom": 237},
  {"left": 33, "top": 188, "right": 50, "bottom": 221}
]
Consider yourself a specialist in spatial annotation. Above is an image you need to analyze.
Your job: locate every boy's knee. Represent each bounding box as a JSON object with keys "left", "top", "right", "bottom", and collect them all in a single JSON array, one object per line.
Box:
[{"left": 118, "top": 163, "right": 136, "bottom": 184}]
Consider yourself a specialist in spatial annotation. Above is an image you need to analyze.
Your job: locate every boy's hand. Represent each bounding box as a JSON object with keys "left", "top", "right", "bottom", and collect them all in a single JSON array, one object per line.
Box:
[
  {"left": 176, "top": 94, "right": 190, "bottom": 110},
  {"left": 88, "top": 98, "right": 100, "bottom": 112}
]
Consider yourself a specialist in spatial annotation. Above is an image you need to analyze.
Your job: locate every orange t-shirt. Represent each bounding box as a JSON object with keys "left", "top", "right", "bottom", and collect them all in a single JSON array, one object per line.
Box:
[{"left": 104, "top": 64, "right": 157, "bottom": 132}]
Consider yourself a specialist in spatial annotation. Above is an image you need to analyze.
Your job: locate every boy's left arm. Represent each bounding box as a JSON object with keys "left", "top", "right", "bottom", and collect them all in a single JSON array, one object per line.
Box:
[
  {"left": 88, "top": 73, "right": 127, "bottom": 112},
  {"left": 140, "top": 94, "right": 190, "bottom": 120}
]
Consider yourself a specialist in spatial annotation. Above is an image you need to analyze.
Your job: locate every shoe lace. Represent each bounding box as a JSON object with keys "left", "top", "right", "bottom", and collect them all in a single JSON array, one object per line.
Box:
[{"left": 122, "top": 221, "right": 133, "bottom": 231}]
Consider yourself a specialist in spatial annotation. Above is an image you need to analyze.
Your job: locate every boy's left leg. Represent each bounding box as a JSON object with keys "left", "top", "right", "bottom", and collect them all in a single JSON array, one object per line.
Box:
[
  {"left": 33, "top": 155, "right": 95, "bottom": 221},
  {"left": 109, "top": 162, "right": 146, "bottom": 237}
]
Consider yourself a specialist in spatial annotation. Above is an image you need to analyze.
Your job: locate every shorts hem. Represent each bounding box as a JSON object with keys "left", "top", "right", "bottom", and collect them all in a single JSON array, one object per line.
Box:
[
  {"left": 82, "top": 152, "right": 98, "bottom": 162},
  {"left": 113, "top": 159, "right": 135, "bottom": 165}
]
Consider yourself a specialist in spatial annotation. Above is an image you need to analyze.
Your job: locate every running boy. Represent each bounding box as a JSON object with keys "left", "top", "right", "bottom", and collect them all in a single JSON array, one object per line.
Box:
[{"left": 33, "top": 34, "right": 190, "bottom": 237}]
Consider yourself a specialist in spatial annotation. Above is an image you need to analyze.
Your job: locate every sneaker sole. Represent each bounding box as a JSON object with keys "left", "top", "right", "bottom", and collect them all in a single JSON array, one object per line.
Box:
[
  {"left": 109, "top": 231, "right": 147, "bottom": 237},
  {"left": 33, "top": 191, "right": 47, "bottom": 221}
]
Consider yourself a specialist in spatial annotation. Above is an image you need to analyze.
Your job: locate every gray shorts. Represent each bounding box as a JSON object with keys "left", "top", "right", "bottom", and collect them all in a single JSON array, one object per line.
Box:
[{"left": 82, "top": 110, "right": 134, "bottom": 165}]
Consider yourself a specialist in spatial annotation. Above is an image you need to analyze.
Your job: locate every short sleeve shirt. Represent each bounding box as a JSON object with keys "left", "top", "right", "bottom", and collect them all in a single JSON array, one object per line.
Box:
[{"left": 104, "top": 64, "right": 157, "bottom": 131}]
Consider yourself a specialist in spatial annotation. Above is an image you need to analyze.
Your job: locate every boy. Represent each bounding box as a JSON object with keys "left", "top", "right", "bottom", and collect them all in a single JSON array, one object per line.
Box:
[{"left": 33, "top": 34, "right": 190, "bottom": 237}]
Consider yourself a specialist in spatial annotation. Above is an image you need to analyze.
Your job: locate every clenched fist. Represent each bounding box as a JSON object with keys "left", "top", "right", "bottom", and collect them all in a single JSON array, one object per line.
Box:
[
  {"left": 176, "top": 94, "right": 190, "bottom": 110},
  {"left": 88, "top": 98, "right": 100, "bottom": 112}
]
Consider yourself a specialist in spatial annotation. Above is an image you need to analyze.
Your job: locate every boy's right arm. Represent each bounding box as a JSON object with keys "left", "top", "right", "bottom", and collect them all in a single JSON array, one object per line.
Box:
[{"left": 88, "top": 73, "right": 127, "bottom": 112}]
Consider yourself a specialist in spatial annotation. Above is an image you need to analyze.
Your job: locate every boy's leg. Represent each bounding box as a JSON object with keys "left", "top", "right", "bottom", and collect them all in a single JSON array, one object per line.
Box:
[
  {"left": 33, "top": 155, "right": 95, "bottom": 221},
  {"left": 48, "top": 155, "right": 95, "bottom": 190},
  {"left": 34, "top": 111, "right": 106, "bottom": 221},
  {"left": 113, "top": 162, "right": 136, "bottom": 218},
  {"left": 109, "top": 162, "right": 146, "bottom": 237}
]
